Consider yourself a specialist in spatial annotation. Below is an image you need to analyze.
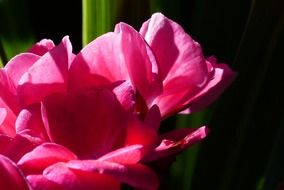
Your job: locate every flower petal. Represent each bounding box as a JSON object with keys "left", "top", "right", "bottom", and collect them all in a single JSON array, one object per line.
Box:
[
  {"left": 0, "top": 134, "right": 12, "bottom": 153},
  {"left": 143, "top": 126, "right": 209, "bottom": 162},
  {"left": 0, "top": 107, "right": 16, "bottom": 136},
  {"left": 1, "top": 134, "right": 37, "bottom": 162},
  {"left": 27, "top": 175, "right": 62, "bottom": 190},
  {"left": 18, "top": 143, "right": 77, "bottom": 175},
  {"left": 28, "top": 39, "right": 55, "bottom": 56},
  {"left": 112, "top": 81, "right": 135, "bottom": 112},
  {"left": 140, "top": 13, "right": 210, "bottom": 117},
  {"left": 140, "top": 13, "right": 208, "bottom": 83},
  {"left": 69, "top": 23, "right": 162, "bottom": 106},
  {"left": 125, "top": 105, "right": 160, "bottom": 145},
  {"left": 5, "top": 53, "right": 40, "bottom": 89},
  {"left": 15, "top": 104, "right": 48, "bottom": 142},
  {"left": 69, "top": 32, "right": 128, "bottom": 91},
  {"left": 185, "top": 59, "right": 237, "bottom": 113},
  {"left": 0, "top": 69, "right": 19, "bottom": 115},
  {"left": 42, "top": 162, "right": 120, "bottom": 190},
  {"left": 42, "top": 89, "right": 128, "bottom": 159},
  {"left": 98, "top": 144, "right": 149, "bottom": 164},
  {"left": 66, "top": 160, "right": 159, "bottom": 190},
  {"left": 115, "top": 23, "right": 162, "bottom": 105},
  {"left": 17, "top": 36, "right": 72, "bottom": 106},
  {"left": 0, "top": 155, "right": 30, "bottom": 190}
]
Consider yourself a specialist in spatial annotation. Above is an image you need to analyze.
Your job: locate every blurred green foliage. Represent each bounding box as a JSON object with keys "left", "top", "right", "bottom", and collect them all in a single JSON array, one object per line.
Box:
[{"left": 1, "top": 0, "right": 283, "bottom": 189}]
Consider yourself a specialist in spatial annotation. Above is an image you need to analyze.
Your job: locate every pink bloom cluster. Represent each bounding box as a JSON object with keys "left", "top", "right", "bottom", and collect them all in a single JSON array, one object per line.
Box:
[{"left": 0, "top": 13, "right": 235, "bottom": 190}]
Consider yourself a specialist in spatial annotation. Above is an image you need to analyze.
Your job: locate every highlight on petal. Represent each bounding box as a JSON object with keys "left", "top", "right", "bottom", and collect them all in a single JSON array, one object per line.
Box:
[
  {"left": 42, "top": 88, "right": 128, "bottom": 159},
  {"left": 5, "top": 53, "right": 40, "bottom": 89},
  {"left": 0, "top": 155, "right": 30, "bottom": 190},
  {"left": 69, "top": 31, "right": 129, "bottom": 91},
  {"left": 66, "top": 160, "right": 159, "bottom": 190},
  {"left": 17, "top": 36, "right": 72, "bottom": 106},
  {"left": 143, "top": 126, "right": 209, "bottom": 162},
  {"left": 98, "top": 144, "right": 150, "bottom": 164},
  {"left": 18, "top": 143, "right": 77, "bottom": 175},
  {"left": 28, "top": 39, "right": 55, "bottom": 56}
]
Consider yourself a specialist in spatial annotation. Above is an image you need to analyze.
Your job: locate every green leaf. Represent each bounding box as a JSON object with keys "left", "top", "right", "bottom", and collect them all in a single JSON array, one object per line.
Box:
[{"left": 82, "top": 0, "right": 122, "bottom": 46}]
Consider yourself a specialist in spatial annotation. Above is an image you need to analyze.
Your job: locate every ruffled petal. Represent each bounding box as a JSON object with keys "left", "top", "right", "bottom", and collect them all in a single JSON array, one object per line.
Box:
[
  {"left": 140, "top": 13, "right": 208, "bottom": 84},
  {"left": 42, "top": 89, "right": 128, "bottom": 159},
  {"left": 140, "top": 13, "right": 210, "bottom": 117},
  {"left": 0, "top": 155, "right": 30, "bottom": 190},
  {"left": 17, "top": 36, "right": 72, "bottom": 106},
  {"left": 28, "top": 39, "right": 55, "bottom": 56},
  {"left": 18, "top": 143, "right": 77, "bottom": 175}
]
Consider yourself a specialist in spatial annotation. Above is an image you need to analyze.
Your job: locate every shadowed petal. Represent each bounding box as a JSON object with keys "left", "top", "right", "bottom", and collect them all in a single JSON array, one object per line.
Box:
[
  {"left": 2, "top": 134, "right": 38, "bottom": 162},
  {"left": 0, "top": 134, "right": 12, "bottom": 153},
  {"left": 0, "top": 155, "right": 30, "bottom": 190},
  {"left": 42, "top": 89, "right": 128, "bottom": 159},
  {"left": 140, "top": 13, "right": 208, "bottom": 84}
]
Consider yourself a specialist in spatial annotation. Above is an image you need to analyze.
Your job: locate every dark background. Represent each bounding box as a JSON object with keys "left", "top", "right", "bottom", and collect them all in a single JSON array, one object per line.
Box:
[{"left": 1, "top": 0, "right": 284, "bottom": 189}]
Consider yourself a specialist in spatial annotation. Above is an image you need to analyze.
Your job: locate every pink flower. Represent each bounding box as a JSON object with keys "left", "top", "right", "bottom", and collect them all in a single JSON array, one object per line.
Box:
[{"left": 0, "top": 12, "right": 234, "bottom": 190}]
